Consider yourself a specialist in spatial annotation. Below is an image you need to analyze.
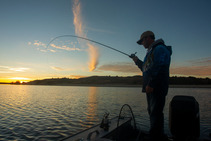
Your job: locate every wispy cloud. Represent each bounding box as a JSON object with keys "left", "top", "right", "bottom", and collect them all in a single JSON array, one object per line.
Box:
[
  {"left": 50, "top": 44, "right": 82, "bottom": 51},
  {"left": 10, "top": 77, "right": 30, "bottom": 80},
  {"left": 188, "top": 57, "right": 211, "bottom": 65},
  {"left": 0, "top": 66, "right": 29, "bottom": 73},
  {"left": 9, "top": 67, "right": 29, "bottom": 72},
  {"left": 97, "top": 62, "right": 141, "bottom": 74},
  {"left": 28, "top": 40, "right": 47, "bottom": 52},
  {"left": 72, "top": 0, "right": 99, "bottom": 71},
  {"left": 97, "top": 60, "right": 211, "bottom": 77},
  {"left": 51, "top": 66, "right": 65, "bottom": 71},
  {"left": 50, "top": 66, "right": 73, "bottom": 71},
  {"left": 170, "top": 57, "right": 211, "bottom": 77},
  {"left": 87, "top": 43, "right": 99, "bottom": 71},
  {"left": 73, "top": 0, "right": 85, "bottom": 38},
  {"left": 86, "top": 26, "right": 115, "bottom": 34},
  {"left": 69, "top": 75, "right": 87, "bottom": 79},
  {"left": 170, "top": 65, "right": 211, "bottom": 76},
  {"left": 33, "top": 40, "right": 46, "bottom": 47},
  {"left": 28, "top": 40, "right": 82, "bottom": 53}
]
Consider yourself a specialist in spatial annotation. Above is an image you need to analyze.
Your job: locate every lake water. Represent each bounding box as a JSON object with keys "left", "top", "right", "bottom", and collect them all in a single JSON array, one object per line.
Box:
[{"left": 0, "top": 85, "right": 210, "bottom": 140}]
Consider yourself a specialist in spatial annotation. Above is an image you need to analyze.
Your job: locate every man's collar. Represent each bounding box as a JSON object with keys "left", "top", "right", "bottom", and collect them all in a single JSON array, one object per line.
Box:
[{"left": 148, "top": 39, "right": 164, "bottom": 51}]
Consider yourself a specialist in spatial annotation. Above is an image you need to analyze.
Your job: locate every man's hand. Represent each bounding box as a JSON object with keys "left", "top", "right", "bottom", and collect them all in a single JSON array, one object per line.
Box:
[
  {"left": 146, "top": 85, "right": 154, "bottom": 93},
  {"left": 131, "top": 56, "right": 138, "bottom": 63},
  {"left": 129, "top": 52, "right": 137, "bottom": 58}
]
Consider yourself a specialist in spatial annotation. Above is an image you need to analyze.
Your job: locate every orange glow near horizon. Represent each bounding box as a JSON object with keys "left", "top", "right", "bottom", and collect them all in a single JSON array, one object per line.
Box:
[
  {"left": 0, "top": 72, "right": 210, "bottom": 84},
  {"left": 0, "top": 77, "right": 36, "bottom": 83},
  {"left": 0, "top": 75, "right": 88, "bottom": 83}
]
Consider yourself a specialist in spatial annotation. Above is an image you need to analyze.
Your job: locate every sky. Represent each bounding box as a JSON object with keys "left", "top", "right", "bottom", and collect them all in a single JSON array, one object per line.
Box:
[{"left": 0, "top": 0, "right": 211, "bottom": 83}]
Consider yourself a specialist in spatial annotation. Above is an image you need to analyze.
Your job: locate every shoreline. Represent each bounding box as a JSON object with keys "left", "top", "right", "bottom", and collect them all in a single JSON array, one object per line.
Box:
[
  {"left": 169, "top": 85, "right": 211, "bottom": 88},
  {"left": 1, "top": 84, "right": 211, "bottom": 88}
]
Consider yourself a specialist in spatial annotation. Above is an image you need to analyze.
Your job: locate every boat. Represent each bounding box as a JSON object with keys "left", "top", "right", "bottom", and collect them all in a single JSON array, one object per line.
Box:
[{"left": 61, "top": 96, "right": 211, "bottom": 141}]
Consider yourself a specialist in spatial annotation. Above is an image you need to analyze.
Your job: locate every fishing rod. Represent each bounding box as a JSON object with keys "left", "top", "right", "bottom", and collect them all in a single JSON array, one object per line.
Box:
[{"left": 46, "top": 35, "right": 136, "bottom": 58}]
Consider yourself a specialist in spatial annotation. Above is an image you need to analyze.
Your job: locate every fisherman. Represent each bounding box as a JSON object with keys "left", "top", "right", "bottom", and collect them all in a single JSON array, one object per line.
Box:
[{"left": 131, "top": 31, "right": 172, "bottom": 141}]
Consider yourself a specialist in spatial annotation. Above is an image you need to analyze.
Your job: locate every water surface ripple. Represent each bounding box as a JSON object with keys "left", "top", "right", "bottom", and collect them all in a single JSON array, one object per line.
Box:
[{"left": 0, "top": 85, "right": 210, "bottom": 140}]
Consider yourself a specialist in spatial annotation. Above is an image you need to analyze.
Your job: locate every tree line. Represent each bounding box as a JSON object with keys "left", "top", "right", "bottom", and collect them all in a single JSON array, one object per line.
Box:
[{"left": 21, "top": 75, "right": 211, "bottom": 86}]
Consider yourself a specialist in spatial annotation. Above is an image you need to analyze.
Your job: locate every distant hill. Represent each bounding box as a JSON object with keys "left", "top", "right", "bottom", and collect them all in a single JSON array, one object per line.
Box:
[
  {"left": 23, "top": 76, "right": 211, "bottom": 86},
  {"left": 169, "top": 76, "right": 211, "bottom": 85},
  {"left": 25, "top": 76, "right": 142, "bottom": 86}
]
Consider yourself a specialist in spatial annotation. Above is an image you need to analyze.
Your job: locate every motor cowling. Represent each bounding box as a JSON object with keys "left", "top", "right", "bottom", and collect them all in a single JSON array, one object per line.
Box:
[{"left": 169, "top": 95, "right": 200, "bottom": 139}]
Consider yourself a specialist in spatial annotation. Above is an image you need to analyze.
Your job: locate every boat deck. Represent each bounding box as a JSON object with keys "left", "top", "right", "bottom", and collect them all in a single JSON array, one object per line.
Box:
[
  {"left": 61, "top": 116, "right": 211, "bottom": 141},
  {"left": 62, "top": 116, "right": 132, "bottom": 141}
]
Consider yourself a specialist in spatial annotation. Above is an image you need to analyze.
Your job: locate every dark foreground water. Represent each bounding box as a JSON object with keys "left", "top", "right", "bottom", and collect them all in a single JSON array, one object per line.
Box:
[{"left": 0, "top": 85, "right": 210, "bottom": 140}]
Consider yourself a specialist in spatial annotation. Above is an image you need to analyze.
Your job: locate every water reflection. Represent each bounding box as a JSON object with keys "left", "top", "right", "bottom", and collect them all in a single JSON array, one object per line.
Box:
[
  {"left": 0, "top": 85, "right": 30, "bottom": 116},
  {"left": 0, "top": 85, "right": 210, "bottom": 140},
  {"left": 86, "top": 87, "right": 98, "bottom": 126}
]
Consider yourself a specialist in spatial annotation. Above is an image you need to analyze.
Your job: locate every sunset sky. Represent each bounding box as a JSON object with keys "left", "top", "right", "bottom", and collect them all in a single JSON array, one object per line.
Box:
[{"left": 0, "top": 0, "right": 211, "bottom": 83}]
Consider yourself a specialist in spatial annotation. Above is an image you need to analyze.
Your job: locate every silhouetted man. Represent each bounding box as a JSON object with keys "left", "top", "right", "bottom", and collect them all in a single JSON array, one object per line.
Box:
[{"left": 131, "top": 31, "right": 172, "bottom": 141}]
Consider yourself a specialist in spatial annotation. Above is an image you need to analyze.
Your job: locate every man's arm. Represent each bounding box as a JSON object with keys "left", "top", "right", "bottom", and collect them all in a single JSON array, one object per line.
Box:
[{"left": 132, "top": 56, "right": 143, "bottom": 71}]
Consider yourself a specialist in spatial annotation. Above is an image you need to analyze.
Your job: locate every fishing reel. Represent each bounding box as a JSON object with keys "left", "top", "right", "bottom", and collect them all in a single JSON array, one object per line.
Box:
[
  {"left": 129, "top": 52, "right": 137, "bottom": 58},
  {"left": 100, "top": 112, "right": 110, "bottom": 131}
]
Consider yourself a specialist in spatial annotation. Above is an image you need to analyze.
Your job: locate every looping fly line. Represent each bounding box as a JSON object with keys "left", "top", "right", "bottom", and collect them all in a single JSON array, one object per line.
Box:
[{"left": 46, "top": 35, "right": 131, "bottom": 57}]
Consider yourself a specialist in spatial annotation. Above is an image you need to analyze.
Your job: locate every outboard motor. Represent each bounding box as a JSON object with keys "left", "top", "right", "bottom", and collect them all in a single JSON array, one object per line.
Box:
[{"left": 169, "top": 95, "right": 200, "bottom": 140}]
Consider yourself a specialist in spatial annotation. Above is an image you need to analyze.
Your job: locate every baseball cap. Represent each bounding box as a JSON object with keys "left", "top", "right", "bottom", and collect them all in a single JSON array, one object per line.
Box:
[{"left": 137, "top": 31, "right": 155, "bottom": 45}]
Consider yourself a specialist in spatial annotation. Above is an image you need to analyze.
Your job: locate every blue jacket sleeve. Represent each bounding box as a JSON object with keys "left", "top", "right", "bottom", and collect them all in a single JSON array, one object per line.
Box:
[{"left": 135, "top": 59, "right": 143, "bottom": 71}]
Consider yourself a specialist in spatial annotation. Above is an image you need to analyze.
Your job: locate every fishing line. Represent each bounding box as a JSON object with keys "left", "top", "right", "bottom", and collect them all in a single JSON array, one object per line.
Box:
[{"left": 46, "top": 35, "right": 132, "bottom": 57}]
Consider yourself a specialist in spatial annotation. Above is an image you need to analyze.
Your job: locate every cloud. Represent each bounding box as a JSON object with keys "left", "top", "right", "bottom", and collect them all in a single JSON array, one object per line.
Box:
[
  {"left": 28, "top": 40, "right": 47, "bottom": 52},
  {"left": 72, "top": 0, "right": 99, "bottom": 71},
  {"left": 9, "top": 67, "right": 29, "bottom": 72},
  {"left": 10, "top": 77, "right": 30, "bottom": 80},
  {"left": 48, "top": 49, "right": 56, "bottom": 53},
  {"left": 50, "top": 66, "right": 73, "bottom": 71},
  {"left": 73, "top": 0, "right": 85, "bottom": 38},
  {"left": 33, "top": 40, "right": 46, "bottom": 47},
  {"left": 0, "top": 66, "right": 29, "bottom": 73},
  {"left": 50, "top": 44, "right": 82, "bottom": 51},
  {"left": 96, "top": 60, "right": 211, "bottom": 77},
  {"left": 29, "top": 40, "right": 83, "bottom": 53},
  {"left": 97, "top": 62, "right": 141, "bottom": 74},
  {"left": 86, "top": 26, "right": 115, "bottom": 34},
  {"left": 170, "top": 65, "right": 211, "bottom": 76},
  {"left": 188, "top": 57, "right": 211, "bottom": 65},
  {"left": 0, "top": 66, "right": 11, "bottom": 73},
  {"left": 87, "top": 43, "right": 99, "bottom": 71},
  {"left": 170, "top": 57, "right": 211, "bottom": 77},
  {"left": 69, "top": 75, "right": 87, "bottom": 79},
  {"left": 51, "top": 66, "right": 65, "bottom": 71}
]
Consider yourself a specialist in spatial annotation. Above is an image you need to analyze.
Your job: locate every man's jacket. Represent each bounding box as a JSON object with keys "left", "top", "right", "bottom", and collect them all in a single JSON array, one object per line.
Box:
[{"left": 135, "top": 39, "right": 172, "bottom": 92}]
